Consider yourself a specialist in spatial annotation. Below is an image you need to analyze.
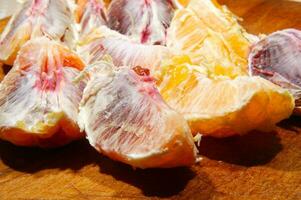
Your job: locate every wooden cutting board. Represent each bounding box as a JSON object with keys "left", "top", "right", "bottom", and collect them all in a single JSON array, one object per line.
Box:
[{"left": 0, "top": 1, "right": 301, "bottom": 199}]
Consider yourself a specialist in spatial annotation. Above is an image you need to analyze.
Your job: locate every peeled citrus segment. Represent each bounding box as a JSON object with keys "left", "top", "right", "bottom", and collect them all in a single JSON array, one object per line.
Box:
[
  {"left": 77, "top": 26, "right": 171, "bottom": 72},
  {"left": 0, "top": 37, "right": 86, "bottom": 147},
  {"left": 107, "top": 0, "right": 174, "bottom": 45},
  {"left": 248, "top": 29, "right": 301, "bottom": 113},
  {"left": 0, "top": 0, "right": 76, "bottom": 65},
  {"left": 167, "top": 0, "right": 257, "bottom": 77},
  {"left": 78, "top": 62, "right": 197, "bottom": 168},
  {"left": 76, "top": 0, "right": 107, "bottom": 37},
  {"left": 157, "top": 56, "right": 294, "bottom": 137}
]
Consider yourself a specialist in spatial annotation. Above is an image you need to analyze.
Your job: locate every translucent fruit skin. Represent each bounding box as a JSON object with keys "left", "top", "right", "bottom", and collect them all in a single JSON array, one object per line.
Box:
[
  {"left": 248, "top": 29, "right": 301, "bottom": 108},
  {"left": 78, "top": 63, "right": 197, "bottom": 168},
  {"left": 77, "top": 26, "right": 171, "bottom": 73},
  {"left": 0, "top": 0, "right": 76, "bottom": 65},
  {"left": 0, "top": 37, "right": 86, "bottom": 147},
  {"left": 107, "top": 0, "right": 174, "bottom": 45},
  {"left": 76, "top": 0, "right": 107, "bottom": 37}
]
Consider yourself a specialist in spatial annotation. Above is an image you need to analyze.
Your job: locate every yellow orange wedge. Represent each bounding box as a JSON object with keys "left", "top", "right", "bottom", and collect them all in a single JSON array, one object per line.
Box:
[
  {"left": 167, "top": 0, "right": 257, "bottom": 77},
  {"left": 156, "top": 56, "right": 295, "bottom": 137}
]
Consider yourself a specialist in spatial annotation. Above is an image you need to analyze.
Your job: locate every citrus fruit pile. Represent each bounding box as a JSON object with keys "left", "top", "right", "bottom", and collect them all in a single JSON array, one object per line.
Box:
[{"left": 0, "top": 0, "right": 296, "bottom": 168}]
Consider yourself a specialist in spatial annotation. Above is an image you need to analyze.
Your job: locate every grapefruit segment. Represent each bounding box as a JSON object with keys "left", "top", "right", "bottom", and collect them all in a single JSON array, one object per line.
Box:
[
  {"left": 0, "top": 0, "right": 76, "bottom": 65},
  {"left": 0, "top": 37, "right": 86, "bottom": 147},
  {"left": 78, "top": 61, "right": 197, "bottom": 168},
  {"left": 77, "top": 26, "right": 171, "bottom": 72},
  {"left": 248, "top": 29, "right": 301, "bottom": 113},
  {"left": 107, "top": 0, "right": 174, "bottom": 45},
  {"left": 76, "top": 0, "right": 107, "bottom": 37}
]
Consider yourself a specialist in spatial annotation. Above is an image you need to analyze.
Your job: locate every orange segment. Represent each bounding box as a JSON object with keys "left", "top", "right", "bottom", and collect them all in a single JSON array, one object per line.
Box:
[
  {"left": 157, "top": 56, "right": 294, "bottom": 137},
  {"left": 167, "top": 0, "right": 257, "bottom": 77}
]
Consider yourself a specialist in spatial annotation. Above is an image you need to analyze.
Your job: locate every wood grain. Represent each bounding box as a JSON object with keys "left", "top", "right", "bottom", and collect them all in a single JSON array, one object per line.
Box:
[
  {"left": 1, "top": 1, "right": 301, "bottom": 199},
  {"left": 219, "top": 0, "right": 301, "bottom": 34}
]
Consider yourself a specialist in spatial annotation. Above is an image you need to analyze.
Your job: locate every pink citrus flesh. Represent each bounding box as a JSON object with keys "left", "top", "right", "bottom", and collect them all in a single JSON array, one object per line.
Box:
[
  {"left": 0, "top": 37, "right": 86, "bottom": 147},
  {"left": 78, "top": 62, "right": 197, "bottom": 168}
]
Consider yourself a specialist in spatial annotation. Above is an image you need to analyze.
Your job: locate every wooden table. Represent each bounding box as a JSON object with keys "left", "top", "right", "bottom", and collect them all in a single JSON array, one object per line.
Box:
[{"left": 0, "top": 1, "right": 301, "bottom": 199}]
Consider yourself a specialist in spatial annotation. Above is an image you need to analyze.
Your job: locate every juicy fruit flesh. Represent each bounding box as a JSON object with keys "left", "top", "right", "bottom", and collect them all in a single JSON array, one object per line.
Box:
[
  {"left": 0, "top": 37, "right": 86, "bottom": 147},
  {"left": 0, "top": 0, "right": 295, "bottom": 170},
  {"left": 0, "top": 0, "right": 76, "bottom": 65},
  {"left": 78, "top": 62, "right": 197, "bottom": 168},
  {"left": 76, "top": 0, "right": 107, "bottom": 37},
  {"left": 167, "top": 0, "right": 256, "bottom": 77},
  {"left": 157, "top": 56, "right": 295, "bottom": 137},
  {"left": 107, "top": 0, "right": 174, "bottom": 45},
  {"left": 249, "top": 29, "right": 301, "bottom": 103},
  {"left": 77, "top": 26, "right": 171, "bottom": 72}
]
